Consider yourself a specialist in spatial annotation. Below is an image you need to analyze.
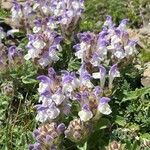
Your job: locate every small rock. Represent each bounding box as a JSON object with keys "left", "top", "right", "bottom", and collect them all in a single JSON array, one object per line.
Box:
[
  {"left": 1, "top": 1, "right": 12, "bottom": 10},
  {"left": 141, "top": 62, "right": 150, "bottom": 87},
  {"left": 139, "top": 25, "right": 150, "bottom": 36}
]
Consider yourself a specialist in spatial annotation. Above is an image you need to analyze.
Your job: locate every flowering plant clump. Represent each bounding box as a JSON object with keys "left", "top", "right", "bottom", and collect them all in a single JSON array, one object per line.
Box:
[
  {"left": 1, "top": 0, "right": 149, "bottom": 150},
  {"left": 11, "top": 0, "right": 84, "bottom": 67},
  {"left": 0, "top": 27, "right": 24, "bottom": 71},
  {"left": 29, "top": 15, "right": 138, "bottom": 148},
  {"left": 74, "top": 16, "right": 137, "bottom": 66}
]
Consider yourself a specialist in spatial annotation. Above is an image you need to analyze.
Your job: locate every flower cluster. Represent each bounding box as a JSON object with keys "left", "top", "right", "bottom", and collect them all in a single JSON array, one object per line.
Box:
[
  {"left": 35, "top": 65, "right": 117, "bottom": 123},
  {"left": 30, "top": 63, "right": 119, "bottom": 148},
  {"left": 28, "top": 15, "right": 138, "bottom": 149},
  {"left": 50, "top": 0, "right": 84, "bottom": 37},
  {"left": 11, "top": 0, "right": 84, "bottom": 34},
  {"left": 11, "top": 0, "right": 84, "bottom": 67},
  {"left": 29, "top": 122, "right": 65, "bottom": 150},
  {"left": 65, "top": 118, "right": 92, "bottom": 143},
  {"left": 24, "top": 32, "right": 62, "bottom": 67},
  {"left": 0, "top": 27, "right": 24, "bottom": 71},
  {"left": 74, "top": 16, "right": 137, "bottom": 66}
]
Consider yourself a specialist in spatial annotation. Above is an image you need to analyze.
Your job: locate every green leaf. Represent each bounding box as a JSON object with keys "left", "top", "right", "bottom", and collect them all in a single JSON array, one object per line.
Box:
[
  {"left": 115, "top": 116, "right": 126, "bottom": 127},
  {"left": 141, "top": 133, "right": 150, "bottom": 140},
  {"left": 96, "top": 118, "right": 111, "bottom": 130},
  {"left": 68, "top": 57, "right": 80, "bottom": 71},
  {"left": 122, "top": 87, "right": 150, "bottom": 102},
  {"left": 128, "top": 124, "right": 140, "bottom": 131},
  {"left": 77, "top": 142, "right": 87, "bottom": 150},
  {"left": 21, "top": 76, "right": 38, "bottom": 84}
]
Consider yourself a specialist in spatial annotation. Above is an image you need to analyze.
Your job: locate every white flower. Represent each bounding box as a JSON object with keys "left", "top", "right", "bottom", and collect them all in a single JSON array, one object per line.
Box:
[
  {"left": 36, "top": 111, "right": 48, "bottom": 123},
  {"left": 38, "top": 57, "right": 51, "bottom": 67},
  {"left": 42, "top": 6, "right": 49, "bottom": 15},
  {"left": 47, "top": 107, "right": 60, "bottom": 120},
  {"left": 92, "top": 72, "right": 101, "bottom": 79},
  {"left": 98, "top": 103, "right": 112, "bottom": 115},
  {"left": 33, "top": 26, "right": 42, "bottom": 33},
  {"left": 39, "top": 96, "right": 52, "bottom": 106},
  {"left": 38, "top": 82, "right": 49, "bottom": 94},
  {"left": 111, "top": 35, "right": 121, "bottom": 45},
  {"left": 72, "top": 1, "right": 80, "bottom": 10},
  {"left": 90, "top": 58, "right": 101, "bottom": 67},
  {"left": 49, "top": 50, "right": 59, "bottom": 61},
  {"left": 0, "top": 30, "right": 6, "bottom": 42},
  {"left": 81, "top": 80, "right": 93, "bottom": 88},
  {"left": 11, "top": 8, "right": 23, "bottom": 21},
  {"left": 80, "top": 42, "right": 90, "bottom": 51},
  {"left": 124, "top": 45, "right": 136, "bottom": 56},
  {"left": 71, "top": 78, "right": 80, "bottom": 89},
  {"left": 75, "top": 50, "right": 84, "bottom": 59},
  {"left": 114, "top": 50, "right": 125, "bottom": 59},
  {"left": 7, "top": 29, "right": 19, "bottom": 37},
  {"left": 24, "top": 47, "right": 41, "bottom": 60},
  {"left": 32, "top": 40, "right": 46, "bottom": 50},
  {"left": 62, "top": 83, "right": 74, "bottom": 94},
  {"left": 52, "top": 94, "right": 65, "bottom": 105},
  {"left": 78, "top": 109, "right": 93, "bottom": 122},
  {"left": 47, "top": 22, "right": 57, "bottom": 30},
  {"left": 36, "top": 105, "right": 60, "bottom": 122},
  {"left": 33, "top": 3, "right": 40, "bottom": 10}
]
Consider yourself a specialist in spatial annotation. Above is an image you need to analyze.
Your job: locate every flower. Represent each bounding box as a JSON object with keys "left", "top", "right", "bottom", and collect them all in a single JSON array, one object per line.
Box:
[
  {"left": 98, "top": 97, "right": 112, "bottom": 115},
  {"left": 64, "top": 119, "right": 91, "bottom": 143},
  {"left": 37, "top": 75, "right": 51, "bottom": 95},
  {"left": 109, "top": 64, "right": 120, "bottom": 89},
  {"left": 24, "top": 33, "right": 62, "bottom": 67},
  {"left": 0, "top": 27, "right": 6, "bottom": 42},
  {"left": 51, "top": 89, "right": 65, "bottom": 105},
  {"left": 35, "top": 102, "right": 60, "bottom": 123},
  {"left": 78, "top": 104, "right": 93, "bottom": 122},
  {"left": 11, "top": 1, "right": 23, "bottom": 22},
  {"left": 7, "top": 29, "right": 19, "bottom": 37},
  {"left": 79, "top": 65, "right": 93, "bottom": 88},
  {"left": 93, "top": 65, "right": 106, "bottom": 88},
  {"left": 30, "top": 122, "right": 65, "bottom": 150}
]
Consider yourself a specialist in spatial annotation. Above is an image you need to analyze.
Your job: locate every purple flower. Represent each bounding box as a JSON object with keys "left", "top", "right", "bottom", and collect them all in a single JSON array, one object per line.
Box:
[
  {"left": 62, "top": 71, "right": 75, "bottom": 84},
  {"left": 94, "top": 86, "right": 102, "bottom": 97},
  {"left": 100, "top": 97, "right": 111, "bottom": 104},
  {"left": 30, "top": 122, "right": 64, "bottom": 150},
  {"left": 98, "top": 97, "right": 112, "bottom": 115},
  {"left": 8, "top": 46, "right": 17, "bottom": 60},
  {"left": 48, "top": 67, "right": 56, "bottom": 80},
  {"left": 37, "top": 75, "right": 51, "bottom": 95},
  {"left": 35, "top": 102, "right": 60, "bottom": 122},
  {"left": 78, "top": 32, "right": 94, "bottom": 43},
  {"left": 79, "top": 66, "right": 93, "bottom": 88},
  {"left": 92, "top": 65, "right": 106, "bottom": 88},
  {"left": 109, "top": 64, "right": 120, "bottom": 89},
  {"left": 103, "top": 15, "right": 113, "bottom": 28},
  {"left": 118, "top": 19, "right": 129, "bottom": 29},
  {"left": 57, "top": 123, "right": 66, "bottom": 133},
  {"left": 29, "top": 143, "right": 41, "bottom": 150}
]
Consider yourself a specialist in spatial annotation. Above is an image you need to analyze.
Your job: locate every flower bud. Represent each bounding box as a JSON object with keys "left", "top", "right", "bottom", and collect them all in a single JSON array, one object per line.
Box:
[
  {"left": 30, "top": 122, "right": 65, "bottom": 150},
  {"left": 108, "top": 141, "right": 122, "bottom": 150},
  {"left": 1, "top": 82, "right": 14, "bottom": 97},
  {"left": 65, "top": 119, "right": 92, "bottom": 143}
]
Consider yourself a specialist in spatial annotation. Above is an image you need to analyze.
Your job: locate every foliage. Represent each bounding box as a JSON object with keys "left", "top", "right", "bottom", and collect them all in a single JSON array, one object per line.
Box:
[{"left": 0, "top": 0, "right": 150, "bottom": 150}]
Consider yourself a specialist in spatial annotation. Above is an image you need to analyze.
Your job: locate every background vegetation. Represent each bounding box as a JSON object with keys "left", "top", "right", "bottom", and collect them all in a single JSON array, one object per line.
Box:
[{"left": 0, "top": 0, "right": 150, "bottom": 149}]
